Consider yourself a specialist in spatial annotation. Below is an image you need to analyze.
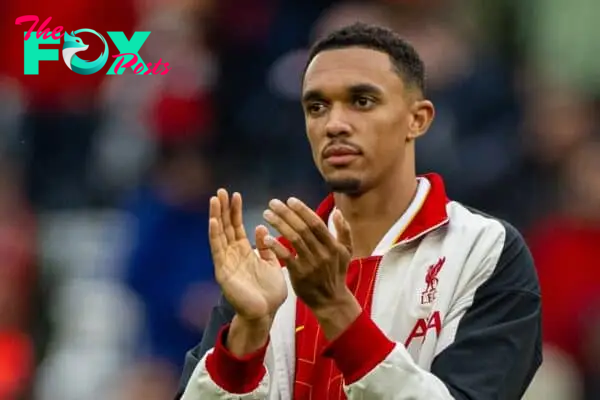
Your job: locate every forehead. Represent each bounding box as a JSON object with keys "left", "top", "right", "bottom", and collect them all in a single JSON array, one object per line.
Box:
[{"left": 303, "top": 47, "right": 404, "bottom": 95}]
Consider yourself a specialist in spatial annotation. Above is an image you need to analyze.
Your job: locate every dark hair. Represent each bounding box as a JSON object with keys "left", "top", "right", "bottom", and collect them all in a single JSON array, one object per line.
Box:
[{"left": 305, "top": 22, "right": 426, "bottom": 93}]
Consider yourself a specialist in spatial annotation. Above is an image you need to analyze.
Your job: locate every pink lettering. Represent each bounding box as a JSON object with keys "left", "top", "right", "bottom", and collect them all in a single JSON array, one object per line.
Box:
[
  {"left": 133, "top": 62, "right": 145, "bottom": 75},
  {"left": 151, "top": 58, "right": 165, "bottom": 75},
  {"left": 36, "top": 17, "right": 52, "bottom": 39},
  {"left": 15, "top": 15, "right": 38, "bottom": 41},
  {"left": 51, "top": 26, "right": 63, "bottom": 40},
  {"left": 112, "top": 54, "right": 169, "bottom": 75},
  {"left": 161, "top": 63, "right": 171, "bottom": 75},
  {"left": 112, "top": 53, "right": 139, "bottom": 74},
  {"left": 15, "top": 15, "right": 64, "bottom": 40}
]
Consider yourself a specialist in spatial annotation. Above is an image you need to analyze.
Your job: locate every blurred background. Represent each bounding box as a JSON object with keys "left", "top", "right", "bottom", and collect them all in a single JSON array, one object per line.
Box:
[{"left": 0, "top": 0, "right": 599, "bottom": 399}]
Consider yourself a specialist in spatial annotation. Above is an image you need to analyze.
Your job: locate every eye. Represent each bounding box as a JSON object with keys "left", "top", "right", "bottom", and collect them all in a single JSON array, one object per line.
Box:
[
  {"left": 306, "top": 102, "right": 327, "bottom": 116},
  {"left": 352, "top": 95, "right": 376, "bottom": 110}
]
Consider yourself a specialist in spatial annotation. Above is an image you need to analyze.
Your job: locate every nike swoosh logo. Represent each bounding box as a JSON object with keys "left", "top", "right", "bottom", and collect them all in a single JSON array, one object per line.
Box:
[{"left": 295, "top": 325, "right": 304, "bottom": 333}]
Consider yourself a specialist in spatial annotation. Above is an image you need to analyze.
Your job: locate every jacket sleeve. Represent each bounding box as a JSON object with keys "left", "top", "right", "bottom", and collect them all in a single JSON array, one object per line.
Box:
[
  {"left": 175, "top": 294, "right": 271, "bottom": 400},
  {"left": 322, "top": 221, "right": 543, "bottom": 400}
]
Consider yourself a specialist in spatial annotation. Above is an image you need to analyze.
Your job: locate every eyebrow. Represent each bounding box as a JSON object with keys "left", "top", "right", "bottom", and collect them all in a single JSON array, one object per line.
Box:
[
  {"left": 347, "top": 83, "right": 383, "bottom": 97},
  {"left": 302, "top": 83, "right": 384, "bottom": 103},
  {"left": 302, "top": 89, "right": 325, "bottom": 104}
]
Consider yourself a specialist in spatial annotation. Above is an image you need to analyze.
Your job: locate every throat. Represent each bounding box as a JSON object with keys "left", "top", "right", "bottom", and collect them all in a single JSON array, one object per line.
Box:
[
  {"left": 333, "top": 177, "right": 428, "bottom": 259},
  {"left": 351, "top": 222, "right": 395, "bottom": 259}
]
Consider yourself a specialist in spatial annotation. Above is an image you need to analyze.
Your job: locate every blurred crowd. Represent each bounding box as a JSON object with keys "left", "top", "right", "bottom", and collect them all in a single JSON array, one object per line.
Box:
[{"left": 0, "top": 0, "right": 599, "bottom": 399}]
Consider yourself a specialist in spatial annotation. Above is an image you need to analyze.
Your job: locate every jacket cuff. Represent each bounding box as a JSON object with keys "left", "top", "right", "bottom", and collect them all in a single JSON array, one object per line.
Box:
[
  {"left": 205, "top": 324, "right": 268, "bottom": 394},
  {"left": 322, "top": 310, "right": 395, "bottom": 384}
]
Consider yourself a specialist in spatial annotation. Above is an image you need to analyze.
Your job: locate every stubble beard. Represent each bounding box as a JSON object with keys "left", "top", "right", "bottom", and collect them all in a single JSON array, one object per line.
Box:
[{"left": 325, "top": 177, "right": 363, "bottom": 197}]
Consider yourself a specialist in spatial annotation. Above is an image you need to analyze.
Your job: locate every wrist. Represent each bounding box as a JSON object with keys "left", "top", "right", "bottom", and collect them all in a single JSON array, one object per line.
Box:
[
  {"left": 226, "top": 314, "right": 273, "bottom": 357},
  {"left": 312, "top": 289, "right": 362, "bottom": 341}
]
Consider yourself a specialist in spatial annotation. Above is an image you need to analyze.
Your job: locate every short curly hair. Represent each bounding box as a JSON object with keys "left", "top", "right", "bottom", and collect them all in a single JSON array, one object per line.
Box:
[{"left": 305, "top": 22, "right": 425, "bottom": 94}]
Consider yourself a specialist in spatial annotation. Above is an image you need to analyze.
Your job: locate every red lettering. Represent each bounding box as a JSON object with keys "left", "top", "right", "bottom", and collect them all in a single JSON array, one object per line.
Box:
[
  {"left": 161, "top": 63, "right": 171, "bottom": 75},
  {"left": 15, "top": 15, "right": 64, "bottom": 40},
  {"left": 143, "top": 63, "right": 153, "bottom": 75},
  {"left": 404, "top": 311, "right": 442, "bottom": 347},
  {"left": 427, "top": 310, "right": 442, "bottom": 336},
  {"left": 405, "top": 319, "right": 427, "bottom": 347}
]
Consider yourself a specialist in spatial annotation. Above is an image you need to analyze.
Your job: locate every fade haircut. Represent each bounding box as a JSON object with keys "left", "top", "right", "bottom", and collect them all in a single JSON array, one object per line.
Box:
[{"left": 305, "top": 22, "right": 426, "bottom": 94}]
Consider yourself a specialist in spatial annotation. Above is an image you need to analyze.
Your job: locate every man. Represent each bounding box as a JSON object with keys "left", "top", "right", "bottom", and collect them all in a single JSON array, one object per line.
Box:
[{"left": 176, "top": 23, "right": 542, "bottom": 399}]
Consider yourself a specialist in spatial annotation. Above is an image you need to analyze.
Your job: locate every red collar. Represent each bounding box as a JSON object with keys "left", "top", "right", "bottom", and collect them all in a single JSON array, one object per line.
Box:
[{"left": 314, "top": 173, "right": 450, "bottom": 244}]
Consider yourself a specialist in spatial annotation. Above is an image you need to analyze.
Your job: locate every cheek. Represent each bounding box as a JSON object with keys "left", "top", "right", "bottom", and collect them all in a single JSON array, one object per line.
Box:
[
  {"left": 367, "top": 117, "right": 406, "bottom": 160},
  {"left": 305, "top": 129, "right": 322, "bottom": 162}
]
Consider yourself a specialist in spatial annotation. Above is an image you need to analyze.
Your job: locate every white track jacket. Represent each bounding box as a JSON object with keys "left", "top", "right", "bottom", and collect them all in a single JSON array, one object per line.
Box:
[{"left": 176, "top": 173, "right": 542, "bottom": 400}]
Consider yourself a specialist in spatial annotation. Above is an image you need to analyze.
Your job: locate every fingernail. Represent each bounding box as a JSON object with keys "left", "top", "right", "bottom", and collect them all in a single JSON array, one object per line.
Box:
[
  {"left": 287, "top": 197, "right": 300, "bottom": 206},
  {"left": 263, "top": 209, "right": 274, "bottom": 219},
  {"left": 264, "top": 235, "right": 274, "bottom": 245},
  {"left": 269, "top": 199, "right": 285, "bottom": 208}
]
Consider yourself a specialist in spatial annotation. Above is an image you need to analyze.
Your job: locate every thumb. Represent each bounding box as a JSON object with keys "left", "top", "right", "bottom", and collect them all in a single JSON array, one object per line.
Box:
[
  {"left": 255, "top": 225, "right": 278, "bottom": 264},
  {"left": 333, "top": 209, "right": 352, "bottom": 253}
]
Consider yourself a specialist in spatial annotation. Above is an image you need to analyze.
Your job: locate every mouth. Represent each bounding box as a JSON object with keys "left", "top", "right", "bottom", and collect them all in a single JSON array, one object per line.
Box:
[{"left": 322, "top": 143, "right": 362, "bottom": 167}]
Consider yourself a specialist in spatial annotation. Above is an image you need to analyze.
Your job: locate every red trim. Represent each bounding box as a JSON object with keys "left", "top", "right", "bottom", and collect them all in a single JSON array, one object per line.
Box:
[
  {"left": 205, "top": 324, "right": 268, "bottom": 394},
  {"left": 321, "top": 310, "right": 395, "bottom": 385},
  {"left": 396, "top": 173, "right": 449, "bottom": 243},
  {"left": 315, "top": 193, "right": 336, "bottom": 221},
  {"left": 276, "top": 173, "right": 449, "bottom": 261},
  {"left": 276, "top": 236, "right": 296, "bottom": 267}
]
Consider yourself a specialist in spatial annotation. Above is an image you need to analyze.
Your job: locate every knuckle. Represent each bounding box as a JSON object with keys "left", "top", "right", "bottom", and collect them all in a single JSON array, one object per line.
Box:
[
  {"left": 317, "top": 251, "right": 331, "bottom": 264},
  {"left": 297, "top": 225, "right": 311, "bottom": 237},
  {"left": 307, "top": 220, "right": 321, "bottom": 231},
  {"left": 289, "top": 233, "right": 302, "bottom": 245}
]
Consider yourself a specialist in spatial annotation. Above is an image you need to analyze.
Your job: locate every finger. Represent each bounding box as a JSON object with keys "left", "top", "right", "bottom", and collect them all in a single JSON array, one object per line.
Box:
[
  {"left": 217, "top": 188, "right": 235, "bottom": 243},
  {"left": 255, "top": 225, "right": 278, "bottom": 264},
  {"left": 209, "top": 196, "right": 227, "bottom": 250},
  {"left": 263, "top": 207, "right": 312, "bottom": 259},
  {"left": 286, "top": 197, "right": 336, "bottom": 248},
  {"left": 263, "top": 234, "right": 297, "bottom": 267},
  {"left": 208, "top": 217, "right": 225, "bottom": 267},
  {"left": 230, "top": 192, "right": 248, "bottom": 241},
  {"left": 268, "top": 198, "right": 326, "bottom": 255},
  {"left": 333, "top": 209, "right": 353, "bottom": 253}
]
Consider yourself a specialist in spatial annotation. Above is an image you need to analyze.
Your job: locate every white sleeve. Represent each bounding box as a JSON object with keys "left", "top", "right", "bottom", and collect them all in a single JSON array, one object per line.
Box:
[
  {"left": 328, "top": 224, "right": 541, "bottom": 400},
  {"left": 180, "top": 326, "right": 271, "bottom": 400},
  {"left": 321, "top": 311, "right": 454, "bottom": 400},
  {"left": 344, "top": 343, "right": 454, "bottom": 399}
]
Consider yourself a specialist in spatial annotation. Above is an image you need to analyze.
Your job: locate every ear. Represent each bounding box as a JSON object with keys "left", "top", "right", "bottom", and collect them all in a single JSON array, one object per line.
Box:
[{"left": 406, "top": 99, "right": 435, "bottom": 141}]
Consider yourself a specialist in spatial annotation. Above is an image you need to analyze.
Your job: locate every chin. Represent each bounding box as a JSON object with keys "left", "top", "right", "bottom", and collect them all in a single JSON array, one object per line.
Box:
[{"left": 324, "top": 176, "right": 364, "bottom": 196}]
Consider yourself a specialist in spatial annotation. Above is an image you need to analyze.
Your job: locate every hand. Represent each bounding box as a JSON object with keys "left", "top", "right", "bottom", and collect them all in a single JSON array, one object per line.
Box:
[
  {"left": 209, "top": 189, "right": 287, "bottom": 322},
  {"left": 262, "top": 197, "right": 355, "bottom": 312}
]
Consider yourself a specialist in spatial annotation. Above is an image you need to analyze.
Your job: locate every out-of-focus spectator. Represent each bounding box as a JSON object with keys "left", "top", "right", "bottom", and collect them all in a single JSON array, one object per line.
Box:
[
  {"left": 121, "top": 138, "right": 220, "bottom": 382},
  {"left": 0, "top": 157, "right": 36, "bottom": 399},
  {"left": 113, "top": 359, "right": 179, "bottom": 400},
  {"left": 519, "top": 0, "right": 600, "bottom": 96},
  {"left": 2, "top": 0, "right": 137, "bottom": 210},
  {"left": 498, "top": 83, "right": 597, "bottom": 229},
  {"left": 89, "top": 0, "right": 218, "bottom": 206},
  {"left": 523, "top": 345, "right": 583, "bottom": 400},
  {"left": 528, "top": 137, "right": 600, "bottom": 400}
]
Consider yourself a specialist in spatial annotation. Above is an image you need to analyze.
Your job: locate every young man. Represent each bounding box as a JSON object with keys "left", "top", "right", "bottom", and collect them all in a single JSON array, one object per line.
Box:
[{"left": 176, "top": 23, "right": 542, "bottom": 399}]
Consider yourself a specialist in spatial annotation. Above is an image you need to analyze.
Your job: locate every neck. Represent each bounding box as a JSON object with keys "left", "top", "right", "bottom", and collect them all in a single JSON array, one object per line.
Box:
[{"left": 334, "top": 167, "right": 418, "bottom": 259}]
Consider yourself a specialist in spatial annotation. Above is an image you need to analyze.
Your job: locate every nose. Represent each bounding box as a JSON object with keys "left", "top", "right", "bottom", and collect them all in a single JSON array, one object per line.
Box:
[{"left": 325, "top": 106, "right": 351, "bottom": 138}]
